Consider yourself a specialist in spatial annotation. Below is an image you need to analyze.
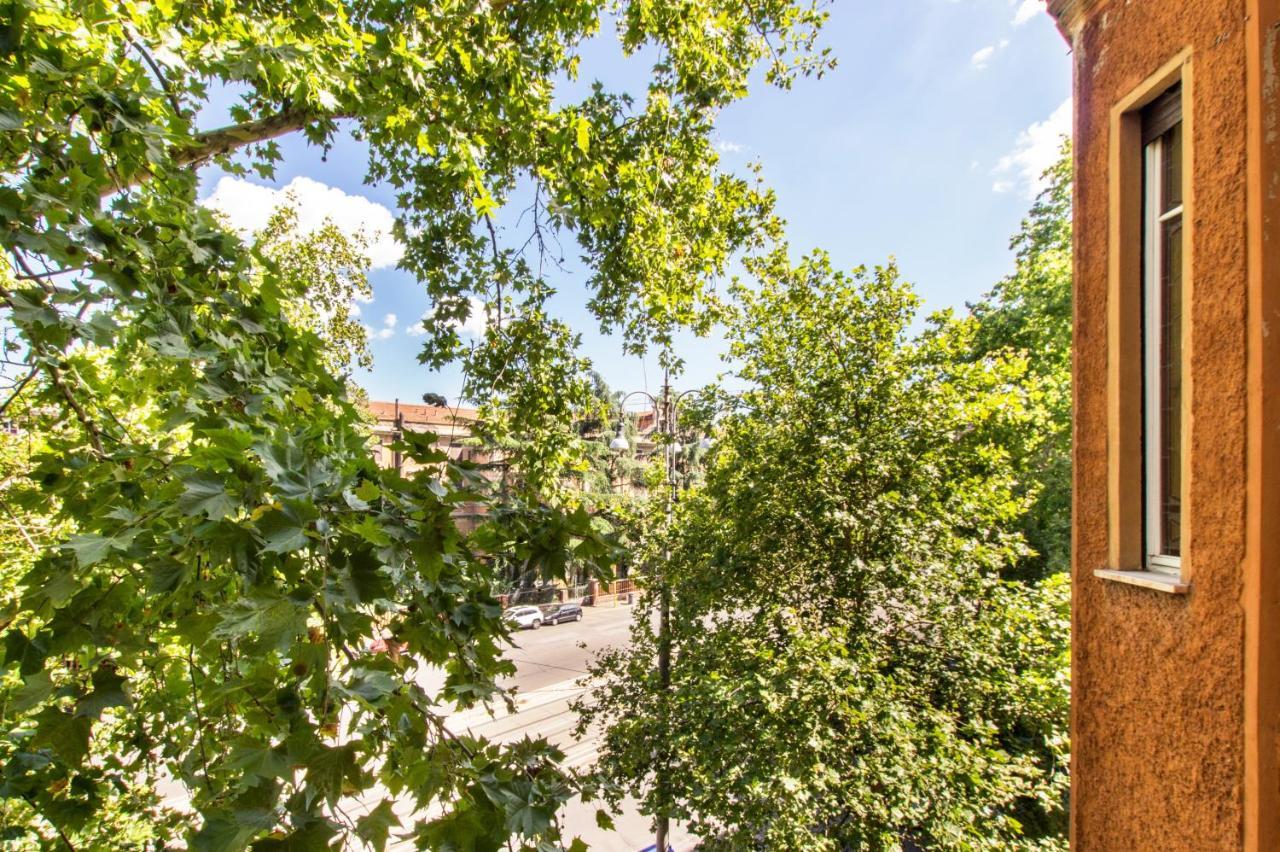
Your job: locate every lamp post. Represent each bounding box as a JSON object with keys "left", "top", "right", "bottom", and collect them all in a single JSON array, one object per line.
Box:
[{"left": 610, "top": 373, "right": 717, "bottom": 852}]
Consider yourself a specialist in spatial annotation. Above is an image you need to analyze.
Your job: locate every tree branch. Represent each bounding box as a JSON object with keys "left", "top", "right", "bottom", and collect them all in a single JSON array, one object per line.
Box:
[
  {"left": 0, "top": 366, "right": 37, "bottom": 417},
  {"left": 47, "top": 364, "right": 106, "bottom": 457},
  {"left": 94, "top": 107, "right": 349, "bottom": 197},
  {"left": 123, "top": 27, "right": 184, "bottom": 118},
  {"left": 186, "top": 648, "right": 214, "bottom": 795},
  {"left": 174, "top": 107, "right": 349, "bottom": 170}
]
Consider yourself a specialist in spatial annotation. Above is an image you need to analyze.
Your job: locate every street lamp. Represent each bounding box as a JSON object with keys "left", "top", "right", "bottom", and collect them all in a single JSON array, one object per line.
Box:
[{"left": 610, "top": 375, "right": 721, "bottom": 852}]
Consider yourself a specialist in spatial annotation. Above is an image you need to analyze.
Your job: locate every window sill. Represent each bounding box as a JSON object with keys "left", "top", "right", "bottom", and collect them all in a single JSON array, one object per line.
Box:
[{"left": 1093, "top": 568, "right": 1190, "bottom": 595}]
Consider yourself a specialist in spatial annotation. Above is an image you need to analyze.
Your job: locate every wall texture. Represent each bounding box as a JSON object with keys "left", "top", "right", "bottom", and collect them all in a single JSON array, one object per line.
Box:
[{"left": 1066, "top": 0, "right": 1254, "bottom": 848}]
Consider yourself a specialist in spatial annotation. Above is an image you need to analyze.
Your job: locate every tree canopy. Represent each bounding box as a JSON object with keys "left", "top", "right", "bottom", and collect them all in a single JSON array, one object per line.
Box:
[
  {"left": 967, "top": 143, "right": 1072, "bottom": 578},
  {"left": 580, "top": 154, "right": 1074, "bottom": 849},
  {"left": 0, "top": 0, "right": 832, "bottom": 847}
]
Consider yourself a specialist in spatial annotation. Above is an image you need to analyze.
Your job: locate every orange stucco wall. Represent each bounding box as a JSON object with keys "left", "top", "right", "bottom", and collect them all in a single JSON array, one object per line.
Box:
[{"left": 1065, "top": 0, "right": 1280, "bottom": 848}]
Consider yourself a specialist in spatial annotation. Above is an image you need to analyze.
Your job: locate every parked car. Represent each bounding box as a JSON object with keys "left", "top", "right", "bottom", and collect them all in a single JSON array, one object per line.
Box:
[
  {"left": 542, "top": 602, "right": 584, "bottom": 625},
  {"left": 503, "top": 605, "right": 543, "bottom": 630}
]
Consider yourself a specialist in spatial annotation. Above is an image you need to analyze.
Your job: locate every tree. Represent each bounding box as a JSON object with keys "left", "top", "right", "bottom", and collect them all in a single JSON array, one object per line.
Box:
[
  {"left": 967, "top": 142, "right": 1072, "bottom": 578},
  {"left": 251, "top": 201, "right": 376, "bottom": 375},
  {"left": 580, "top": 254, "right": 1070, "bottom": 849},
  {"left": 421, "top": 393, "right": 448, "bottom": 408},
  {"left": 0, "top": 1, "right": 831, "bottom": 846}
]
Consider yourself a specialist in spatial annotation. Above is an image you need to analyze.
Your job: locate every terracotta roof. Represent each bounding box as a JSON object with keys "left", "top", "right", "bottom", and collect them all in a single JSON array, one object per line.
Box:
[{"left": 366, "top": 400, "right": 480, "bottom": 426}]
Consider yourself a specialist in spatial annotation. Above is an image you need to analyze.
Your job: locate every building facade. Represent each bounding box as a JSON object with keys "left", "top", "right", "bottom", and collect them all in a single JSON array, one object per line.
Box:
[
  {"left": 1047, "top": 0, "right": 1280, "bottom": 848},
  {"left": 365, "top": 399, "right": 484, "bottom": 474}
]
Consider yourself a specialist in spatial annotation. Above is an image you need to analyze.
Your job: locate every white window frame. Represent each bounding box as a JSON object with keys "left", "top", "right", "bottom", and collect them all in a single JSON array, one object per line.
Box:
[{"left": 1143, "top": 133, "right": 1184, "bottom": 575}]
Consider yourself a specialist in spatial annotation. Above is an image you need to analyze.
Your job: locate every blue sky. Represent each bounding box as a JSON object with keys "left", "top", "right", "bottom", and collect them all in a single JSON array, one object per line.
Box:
[{"left": 200, "top": 0, "right": 1071, "bottom": 405}]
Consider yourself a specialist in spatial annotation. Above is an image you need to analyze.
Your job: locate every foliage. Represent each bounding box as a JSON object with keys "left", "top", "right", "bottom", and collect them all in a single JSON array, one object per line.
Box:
[
  {"left": 0, "top": 0, "right": 831, "bottom": 846},
  {"left": 580, "top": 255, "right": 1070, "bottom": 849},
  {"left": 966, "top": 142, "right": 1072, "bottom": 578},
  {"left": 250, "top": 202, "right": 375, "bottom": 374}
]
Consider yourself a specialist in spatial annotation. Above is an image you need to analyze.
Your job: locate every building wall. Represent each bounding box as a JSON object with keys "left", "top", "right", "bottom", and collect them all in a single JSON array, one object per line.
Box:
[{"left": 1061, "top": 0, "right": 1280, "bottom": 848}]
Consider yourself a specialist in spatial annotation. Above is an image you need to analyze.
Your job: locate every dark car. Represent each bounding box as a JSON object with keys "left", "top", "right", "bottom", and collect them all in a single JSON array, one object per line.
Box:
[{"left": 541, "top": 602, "right": 584, "bottom": 625}]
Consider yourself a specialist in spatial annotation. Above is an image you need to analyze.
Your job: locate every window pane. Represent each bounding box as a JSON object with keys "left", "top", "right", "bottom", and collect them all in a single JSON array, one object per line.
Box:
[
  {"left": 1163, "top": 123, "right": 1182, "bottom": 211},
  {"left": 1142, "top": 112, "right": 1185, "bottom": 564},
  {"left": 1160, "top": 204, "right": 1183, "bottom": 556}
]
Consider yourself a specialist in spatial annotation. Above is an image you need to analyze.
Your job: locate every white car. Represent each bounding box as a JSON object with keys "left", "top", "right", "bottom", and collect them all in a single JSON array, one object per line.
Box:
[{"left": 503, "top": 605, "right": 543, "bottom": 630}]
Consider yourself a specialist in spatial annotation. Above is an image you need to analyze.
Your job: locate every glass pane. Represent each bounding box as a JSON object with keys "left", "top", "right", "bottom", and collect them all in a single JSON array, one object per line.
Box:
[
  {"left": 1163, "top": 123, "right": 1182, "bottom": 211},
  {"left": 1160, "top": 212, "right": 1183, "bottom": 556}
]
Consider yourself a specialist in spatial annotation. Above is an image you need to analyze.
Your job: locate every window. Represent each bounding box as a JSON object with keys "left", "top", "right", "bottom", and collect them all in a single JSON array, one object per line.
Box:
[
  {"left": 1141, "top": 85, "right": 1184, "bottom": 572},
  {"left": 1100, "top": 52, "right": 1191, "bottom": 592}
]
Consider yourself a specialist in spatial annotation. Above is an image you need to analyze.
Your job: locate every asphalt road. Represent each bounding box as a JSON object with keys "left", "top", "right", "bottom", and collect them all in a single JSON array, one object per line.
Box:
[
  {"left": 499, "top": 600, "right": 639, "bottom": 692},
  {"left": 330, "top": 601, "right": 690, "bottom": 851},
  {"left": 159, "top": 600, "right": 681, "bottom": 849},
  {"left": 449, "top": 601, "right": 693, "bottom": 852}
]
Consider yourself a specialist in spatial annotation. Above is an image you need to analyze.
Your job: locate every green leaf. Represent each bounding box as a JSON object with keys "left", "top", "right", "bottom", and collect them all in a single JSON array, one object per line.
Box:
[
  {"left": 212, "top": 594, "right": 306, "bottom": 649},
  {"left": 8, "top": 288, "right": 59, "bottom": 326},
  {"left": 255, "top": 502, "right": 317, "bottom": 554},
  {"left": 345, "top": 668, "right": 398, "bottom": 704},
  {"left": 225, "top": 741, "right": 289, "bottom": 780},
  {"left": 391, "top": 430, "right": 447, "bottom": 464},
  {"left": 354, "top": 479, "right": 381, "bottom": 502},
  {"left": 356, "top": 800, "right": 400, "bottom": 850},
  {"left": 304, "top": 743, "right": 359, "bottom": 806},
  {"left": 148, "top": 558, "right": 191, "bottom": 594},
  {"left": 575, "top": 117, "right": 590, "bottom": 153},
  {"left": 32, "top": 707, "right": 91, "bottom": 767},
  {"left": 416, "top": 796, "right": 505, "bottom": 852},
  {"left": 75, "top": 667, "right": 130, "bottom": 719},
  {"left": 179, "top": 473, "right": 239, "bottom": 520},
  {"left": 63, "top": 532, "right": 122, "bottom": 566},
  {"left": 254, "top": 439, "right": 337, "bottom": 501},
  {"left": 349, "top": 516, "right": 392, "bottom": 547},
  {"left": 10, "top": 670, "right": 54, "bottom": 713},
  {"left": 190, "top": 813, "right": 257, "bottom": 852},
  {"left": 4, "top": 629, "right": 47, "bottom": 676}
]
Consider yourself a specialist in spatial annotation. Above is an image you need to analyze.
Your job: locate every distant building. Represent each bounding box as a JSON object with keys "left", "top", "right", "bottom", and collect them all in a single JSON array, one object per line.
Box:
[
  {"left": 366, "top": 398, "right": 661, "bottom": 492},
  {"left": 365, "top": 399, "right": 485, "bottom": 474},
  {"left": 365, "top": 400, "right": 492, "bottom": 532},
  {"left": 1047, "top": 0, "right": 1280, "bottom": 847}
]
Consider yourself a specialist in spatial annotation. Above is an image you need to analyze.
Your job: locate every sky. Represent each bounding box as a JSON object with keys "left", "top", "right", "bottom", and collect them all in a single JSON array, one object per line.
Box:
[{"left": 199, "top": 0, "right": 1071, "bottom": 405}]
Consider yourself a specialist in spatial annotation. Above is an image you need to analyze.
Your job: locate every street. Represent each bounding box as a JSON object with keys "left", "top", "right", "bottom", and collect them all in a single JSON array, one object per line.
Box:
[
  {"left": 155, "top": 601, "right": 686, "bottom": 849},
  {"left": 498, "top": 600, "right": 637, "bottom": 693},
  {"left": 450, "top": 602, "right": 693, "bottom": 851}
]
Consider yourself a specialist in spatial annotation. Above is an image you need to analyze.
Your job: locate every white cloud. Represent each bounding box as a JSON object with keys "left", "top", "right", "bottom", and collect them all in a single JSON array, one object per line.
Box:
[
  {"left": 364, "top": 323, "right": 395, "bottom": 341},
  {"left": 992, "top": 98, "right": 1072, "bottom": 198},
  {"left": 1012, "top": 0, "right": 1044, "bottom": 26},
  {"left": 202, "top": 176, "right": 402, "bottom": 269},
  {"left": 971, "top": 45, "right": 997, "bottom": 69},
  {"left": 716, "top": 139, "right": 744, "bottom": 154},
  {"left": 361, "top": 313, "right": 398, "bottom": 341},
  {"left": 407, "top": 296, "right": 487, "bottom": 338},
  {"left": 971, "top": 39, "right": 1010, "bottom": 70},
  {"left": 349, "top": 301, "right": 361, "bottom": 318}
]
